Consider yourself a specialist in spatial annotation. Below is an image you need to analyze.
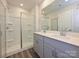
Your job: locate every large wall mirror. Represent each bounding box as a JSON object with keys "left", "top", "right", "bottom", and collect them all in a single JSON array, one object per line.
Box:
[{"left": 41, "top": 0, "right": 79, "bottom": 33}]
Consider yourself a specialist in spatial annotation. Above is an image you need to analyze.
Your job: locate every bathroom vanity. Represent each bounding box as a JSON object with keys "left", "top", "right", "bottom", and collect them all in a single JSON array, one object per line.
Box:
[{"left": 34, "top": 31, "right": 79, "bottom": 58}]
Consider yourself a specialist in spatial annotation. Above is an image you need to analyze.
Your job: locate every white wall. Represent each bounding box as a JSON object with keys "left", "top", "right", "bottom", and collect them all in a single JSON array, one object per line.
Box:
[
  {"left": 0, "top": 0, "right": 7, "bottom": 57},
  {"left": 34, "top": 4, "right": 42, "bottom": 32},
  {"left": 8, "top": 5, "right": 29, "bottom": 17}
]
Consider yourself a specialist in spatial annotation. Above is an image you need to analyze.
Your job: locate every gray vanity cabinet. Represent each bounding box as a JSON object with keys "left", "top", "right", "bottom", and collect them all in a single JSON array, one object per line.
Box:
[
  {"left": 34, "top": 34, "right": 44, "bottom": 58},
  {"left": 34, "top": 33, "right": 79, "bottom": 58}
]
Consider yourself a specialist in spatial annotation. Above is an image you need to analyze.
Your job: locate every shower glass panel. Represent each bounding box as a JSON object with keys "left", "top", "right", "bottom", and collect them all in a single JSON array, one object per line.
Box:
[
  {"left": 21, "top": 13, "right": 34, "bottom": 49},
  {"left": 6, "top": 16, "right": 21, "bottom": 54},
  {"left": 0, "top": 0, "right": 6, "bottom": 57}
]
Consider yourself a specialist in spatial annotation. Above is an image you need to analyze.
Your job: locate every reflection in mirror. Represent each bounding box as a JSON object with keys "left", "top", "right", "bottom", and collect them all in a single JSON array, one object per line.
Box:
[
  {"left": 51, "top": 17, "right": 58, "bottom": 31},
  {"left": 41, "top": 0, "right": 79, "bottom": 33},
  {"left": 40, "top": 15, "right": 50, "bottom": 31}
]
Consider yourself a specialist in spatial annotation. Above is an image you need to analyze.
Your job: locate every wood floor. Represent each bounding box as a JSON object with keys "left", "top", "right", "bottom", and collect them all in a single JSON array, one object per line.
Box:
[{"left": 7, "top": 48, "right": 40, "bottom": 58}]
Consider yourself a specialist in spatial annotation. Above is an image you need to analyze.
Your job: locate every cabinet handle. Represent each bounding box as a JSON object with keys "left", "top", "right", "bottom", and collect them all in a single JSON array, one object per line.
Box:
[
  {"left": 36, "top": 40, "right": 38, "bottom": 44},
  {"left": 52, "top": 50, "right": 58, "bottom": 58},
  {"left": 52, "top": 50, "right": 56, "bottom": 57}
]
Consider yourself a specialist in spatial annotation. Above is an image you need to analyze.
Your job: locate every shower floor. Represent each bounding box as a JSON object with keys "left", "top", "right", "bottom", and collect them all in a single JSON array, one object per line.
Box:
[{"left": 6, "top": 48, "right": 40, "bottom": 58}]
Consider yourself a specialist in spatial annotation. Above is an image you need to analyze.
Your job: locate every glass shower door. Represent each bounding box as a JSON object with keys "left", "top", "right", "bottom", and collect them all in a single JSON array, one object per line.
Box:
[
  {"left": 21, "top": 13, "right": 34, "bottom": 49},
  {"left": 6, "top": 16, "right": 21, "bottom": 54}
]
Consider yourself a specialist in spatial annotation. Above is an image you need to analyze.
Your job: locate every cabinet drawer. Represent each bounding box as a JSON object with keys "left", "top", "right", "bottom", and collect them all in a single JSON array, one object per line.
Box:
[{"left": 44, "top": 36, "right": 79, "bottom": 57}]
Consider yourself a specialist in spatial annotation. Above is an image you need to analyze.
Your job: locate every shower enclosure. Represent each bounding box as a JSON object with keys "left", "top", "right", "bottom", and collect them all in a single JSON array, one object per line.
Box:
[
  {"left": 6, "top": 12, "right": 35, "bottom": 56},
  {"left": 0, "top": 0, "right": 35, "bottom": 57}
]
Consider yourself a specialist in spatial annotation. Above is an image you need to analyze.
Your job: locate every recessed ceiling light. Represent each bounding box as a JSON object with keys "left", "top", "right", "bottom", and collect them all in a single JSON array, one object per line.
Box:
[
  {"left": 65, "top": 0, "right": 69, "bottom": 2},
  {"left": 20, "top": 4, "right": 23, "bottom": 7}
]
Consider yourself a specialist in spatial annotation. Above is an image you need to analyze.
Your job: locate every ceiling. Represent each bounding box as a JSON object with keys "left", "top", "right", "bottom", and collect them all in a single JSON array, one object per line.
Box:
[{"left": 6, "top": 0, "right": 44, "bottom": 10}]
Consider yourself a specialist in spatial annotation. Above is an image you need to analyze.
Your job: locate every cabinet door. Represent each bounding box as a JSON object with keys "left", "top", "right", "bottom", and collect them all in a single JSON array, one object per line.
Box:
[
  {"left": 44, "top": 43, "right": 56, "bottom": 58},
  {"left": 34, "top": 34, "right": 39, "bottom": 54},
  {"left": 38, "top": 38, "right": 43, "bottom": 58},
  {"left": 56, "top": 49, "right": 71, "bottom": 58},
  {"left": 34, "top": 34, "right": 44, "bottom": 57}
]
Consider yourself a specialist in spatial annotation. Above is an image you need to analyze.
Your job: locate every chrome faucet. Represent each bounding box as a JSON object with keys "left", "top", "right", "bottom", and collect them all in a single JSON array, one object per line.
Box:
[
  {"left": 42, "top": 25, "right": 49, "bottom": 33},
  {"left": 60, "top": 27, "right": 71, "bottom": 36}
]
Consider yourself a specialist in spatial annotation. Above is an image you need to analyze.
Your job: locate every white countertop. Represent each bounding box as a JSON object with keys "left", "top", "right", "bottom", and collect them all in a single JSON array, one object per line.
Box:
[{"left": 34, "top": 31, "right": 79, "bottom": 47}]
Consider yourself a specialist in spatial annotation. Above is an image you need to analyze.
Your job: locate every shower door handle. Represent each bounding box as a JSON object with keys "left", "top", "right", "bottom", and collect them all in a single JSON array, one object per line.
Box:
[
  {"left": 6, "top": 27, "right": 10, "bottom": 30},
  {"left": 0, "top": 30, "right": 2, "bottom": 37},
  {"left": 0, "top": 25, "right": 2, "bottom": 37},
  {"left": 6, "top": 27, "right": 14, "bottom": 32}
]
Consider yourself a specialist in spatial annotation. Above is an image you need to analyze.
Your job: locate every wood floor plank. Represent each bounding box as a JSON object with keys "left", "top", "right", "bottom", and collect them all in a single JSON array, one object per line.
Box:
[
  {"left": 26, "top": 50, "right": 33, "bottom": 58},
  {"left": 15, "top": 52, "right": 22, "bottom": 58},
  {"left": 7, "top": 55, "right": 14, "bottom": 58},
  {"left": 14, "top": 55, "right": 18, "bottom": 58},
  {"left": 6, "top": 48, "right": 39, "bottom": 58},
  {"left": 29, "top": 48, "right": 39, "bottom": 58},
  {"left": 17, "top": 52, "right": 23, "bottom": 58},
  {"left": 21, "top": 51, "right": 25, "bottom": 58},
  {"left": 23, "top": 51, "right": 29, "bottom": 58}
]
